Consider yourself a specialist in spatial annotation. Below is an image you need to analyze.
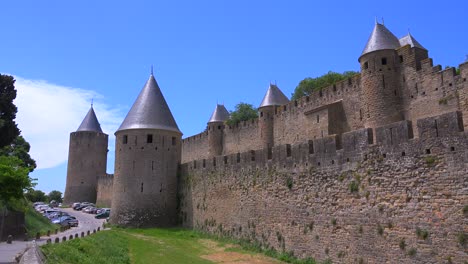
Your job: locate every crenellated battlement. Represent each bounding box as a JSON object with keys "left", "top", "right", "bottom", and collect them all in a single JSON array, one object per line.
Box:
[{"left": 182, "top": 111, "right": 465, "bottom": 173}]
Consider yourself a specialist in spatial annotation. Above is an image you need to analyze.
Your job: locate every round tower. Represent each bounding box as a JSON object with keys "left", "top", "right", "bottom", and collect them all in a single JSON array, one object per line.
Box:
[
  {"left": 359, "top": 22, "right": 404, "bottom": 128},
  {"left": 207, "top": 104, "right": 229, "bottom": 156},
  {"left": 258, "top": 83, "right": 289, "bottom": 150},
  {"left": 64, "top": 106, "right": 108, "bottom": 205},
  {"left": 110, "top": 73, "right": 182, "bottom": 227}
]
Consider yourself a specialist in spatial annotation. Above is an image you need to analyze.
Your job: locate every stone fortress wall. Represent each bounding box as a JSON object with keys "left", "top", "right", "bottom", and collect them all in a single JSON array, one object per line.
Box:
[
  {"left": 178, "top": 111, "right": 467, "bottom": 263},
  {"left": 77, "top": 22, "right": 468, "bottom": 262},
  {"left": 96, "top": 173, "right": 113, "bottom": 207},
  {"left": 177, "top": 30, "right": 468, "bottom": 263},
  {"left": 182, "top": 56, "right": 468, "bottom": 164}
]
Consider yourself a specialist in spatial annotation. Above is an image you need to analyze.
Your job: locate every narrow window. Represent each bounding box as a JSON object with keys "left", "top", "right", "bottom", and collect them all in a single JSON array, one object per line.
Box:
[
  {"left": 364, "top": 61, "right": 369, "bottom": 69},
  {"left": 172, "top": 137, "right": 176, "bottom": 146},
  {"left": 399, "top": 55, "right": 404, "bottom": 63},
  {"left": 152, "top": 161, "right": 154, "bottom": 171},
  {"left": 286, "top": 144, "right": 292, "bottom": 157},
  {"left": 218, "top": 125, "right": 221, "bottom": 129},
  {"left": 250, "top": 150, "right": 255, "bottom": 161},
  {"left": 224, "top": 156, "right": 228, "bottom": 165},
  {"left": 434, "top": 120, "right": 439, "bottom": 137},
  {"left": 308, "top": 140, "right": 314, "bottom": 154},
  {"left": 381, "top": 57, "right": 387, "bottom": 65},
  {"left": 147, "top": 134, "right": 153, "bottom": 143},
  {"left": 141, "top": 182, "right": 144, "bottom": 193},
  {"left": 267, "top": 147, "right": 273, "bottom": 160},
  {"left": 260, "top": 112, "right": 264, "bottom": 117},
  {"left": 359, "top": 109, "right": 363, "bottom": 121},
  {"left": 123, "top": 135, "right": 128, "bottom": 144},
  {"left": 213, "top": 157, "right": 216, "bottom": 167},
  {"left": 237, "top": 153, "right": 241, "bottom": 163},
  {"left": 317, "top": 115, "right": 320, "bottom": 123},
  {"left": 202, "top": 159, "right": 206, "bottom": 168}
]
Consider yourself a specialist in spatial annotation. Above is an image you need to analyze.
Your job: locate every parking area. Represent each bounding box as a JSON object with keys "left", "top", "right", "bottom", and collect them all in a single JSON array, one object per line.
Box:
[{"left": 0, "top": 208, "right": 106, "bottom": 263}]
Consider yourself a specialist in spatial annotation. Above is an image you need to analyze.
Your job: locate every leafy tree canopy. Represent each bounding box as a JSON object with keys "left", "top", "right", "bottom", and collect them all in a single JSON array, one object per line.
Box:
[
  {"left": 0, "top": 136, "right": 36, "bottom": 172},
  {"left": 225, "top": 103, "right": 258, "bottom": 126},
  {"left": 0, "top": 74, "right": 20, "bottom": 148},
  {"left": 291, "top": 71, "right": 359, "bottom": 100},
  {"left": 47, "top": 190, "right": 63, "bottom": 203},
  {"left": 0, "top": 156, "right": 34, "bottom": 208},
  {"left": 25, "top": 189, "right": 47, "bottom": 203}
]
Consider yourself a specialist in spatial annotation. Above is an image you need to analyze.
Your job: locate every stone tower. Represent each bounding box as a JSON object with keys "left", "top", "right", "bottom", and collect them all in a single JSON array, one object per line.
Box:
[
  {"left": 64, "top": 105, "right": 108, "bottom": 205},
  {"left": 207, "top": 104, "right": 229, "bottom": 156},
  {"left": 258, "top": 84, "right": 289, "bottom": 150},
  {"left": 110, "top": 73, "right": 182, "bottom": 227},
  {"left": 359, "top": 22, "right": 404, "bottom": 128}
]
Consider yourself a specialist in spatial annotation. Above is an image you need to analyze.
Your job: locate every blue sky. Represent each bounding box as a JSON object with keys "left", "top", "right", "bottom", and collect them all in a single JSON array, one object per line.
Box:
[{"left": 1, "top": 0, "right": 467, "bottom": 193}]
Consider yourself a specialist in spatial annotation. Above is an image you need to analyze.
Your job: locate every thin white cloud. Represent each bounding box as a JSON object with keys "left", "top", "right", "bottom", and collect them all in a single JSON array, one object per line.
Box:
[{"left": 13, "top": 76, "right": 123, "bottom": 170}]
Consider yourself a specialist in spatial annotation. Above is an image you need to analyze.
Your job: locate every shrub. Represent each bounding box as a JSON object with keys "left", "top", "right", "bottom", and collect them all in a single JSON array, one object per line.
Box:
[
  {"left": 416, "top": 227, "right": 429, "bottom": 240},
  {"left": 377, "top": 225, "right": 384, "bottom": 236},
  {"left": 407, "top": 248, "right": 417, "bottom": 257},
  {"left": 463, "top": 205, "right": 468, "bottom": 217},
  {"left": 424, "top": 156, "right": 436, "bottom": 166},
  {"left": 331, "top": 218, "right": 337, "bottom": 226},
  {"left": 349, "top": 181, "right": 359, "bottom": 193},
  {"left": 399, "top": 239, "right": 406, "bottom": 250},
  {"left": 286, "top": 177, "right": 293, "bottom": 190},
  {"left": 458, "top": 232, "right": 466, "bottom": 246}
]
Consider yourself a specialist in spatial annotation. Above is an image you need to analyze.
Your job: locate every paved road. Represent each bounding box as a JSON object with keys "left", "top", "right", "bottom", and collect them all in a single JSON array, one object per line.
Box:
[{"left": 0, "top": 208, "right": 106, "bottom": 263}]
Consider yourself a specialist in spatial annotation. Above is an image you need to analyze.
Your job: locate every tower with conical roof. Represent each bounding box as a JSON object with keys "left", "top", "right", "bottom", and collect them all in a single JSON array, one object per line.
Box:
[
  {"left": 258, "top": 83, "right": 289, "bottom": 150},
  {"left": 110, "top": 72, "right": 182, "bottom": 227},
  {"left": 359, "top": 22, "right": 404, "bottom": 128},
  {"left": 64, "top": 105, "right": 108, "bottom": 205},
  {"left": 207, "top": 104, "right": 229, "bottom": 156}
]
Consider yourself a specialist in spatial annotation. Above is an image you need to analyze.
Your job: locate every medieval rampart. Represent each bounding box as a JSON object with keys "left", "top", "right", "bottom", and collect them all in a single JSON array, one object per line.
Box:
[
  {"left": 178, "top": 111, "right": 467, "bottom": 263},
  {"left": 96, "top": 173, "right": 114, "bottom": 208}
]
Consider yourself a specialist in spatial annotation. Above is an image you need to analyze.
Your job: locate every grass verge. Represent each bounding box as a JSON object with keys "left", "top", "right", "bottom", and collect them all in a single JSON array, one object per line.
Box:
[
  {"left": 42, "top": 230, "right": 130, "bottom": 264},
  {"left": 25, "top": 207, "right": 59, "bottom": 237},
  {"left": 41, "top": 227, "right": 329, "bottom": 264}
]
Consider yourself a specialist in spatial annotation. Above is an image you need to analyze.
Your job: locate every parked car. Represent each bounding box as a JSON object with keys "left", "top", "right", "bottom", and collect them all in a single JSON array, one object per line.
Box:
[
  {"left": 83, "top": 206, "right": 97, "bottom": 214},
  {"left": 52, "top": 216, "right": 78, "bottom": 227},
  {"left": 76, "top": 203, "right": 95, "bottom": 211},
  {"left": 59, "top": 217, "right": 79, "bottom": 227},
  {"left": 96, "top": 208, "right": 110, "bottom": 214},
  {"left": 95, "top": 209, "right": 110, "bottom": 219}
]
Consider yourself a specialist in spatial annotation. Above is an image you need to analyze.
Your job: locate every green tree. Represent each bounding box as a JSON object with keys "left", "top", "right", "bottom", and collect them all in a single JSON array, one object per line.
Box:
[
  {"left": 291, "top": 71, "right": 359, "bottom": 100},
  {"left": 225, "top": 103, "right": 258, "bottom": 126},
  {"left": 0, "top": 156, "right": 34, "bottom": 205},
  {"left": 47, "top": 190, "right": 63, "bottom": 203},
  {"left": 25, "top": 189, "right": 47, "bottom": 203},
  {"left": 0, "top": 136, "right": 36, "bottom": 172},
  {"left": 0, "top": 74, "right": 20, "bottom": 148}
]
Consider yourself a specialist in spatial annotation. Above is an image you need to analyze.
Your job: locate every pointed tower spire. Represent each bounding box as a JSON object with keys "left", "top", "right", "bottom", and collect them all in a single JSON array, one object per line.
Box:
[
  {"left": 259, "top": 83, "right": 289, "bottom": 108},
  {"left": 77, "top": 105, "right": 103, "bottom": 133},
  {"left": 208, "top": 104, "right": 230, "bottom": 123},
  {"left": 117, "top": 74, "right": 181, "bottom": 134},
  {"left": 361, "top": 22, "right": 400, "bottom": 57},
  {"left": 399, "top": 32, "right": 426, "bottom": 50}
]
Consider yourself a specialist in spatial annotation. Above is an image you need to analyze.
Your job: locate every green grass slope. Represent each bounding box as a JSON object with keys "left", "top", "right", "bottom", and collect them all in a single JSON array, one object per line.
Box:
[{"left": 25, "top": 208, "right": 59, "bottom": 236}]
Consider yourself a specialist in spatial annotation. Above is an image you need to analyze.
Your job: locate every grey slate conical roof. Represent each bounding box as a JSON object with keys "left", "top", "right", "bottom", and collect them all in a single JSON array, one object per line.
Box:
[
  {"left": 399, "top": 33, "right": 426, "bottom": 50},
  {"left": 116, "top": 74, "right": 181, "bottom": 134},
  {"left": 208, "top": 104, "right": 230, "bottom": 123},
  {"left": 361, "top": 22, "right": 401, "bottom": 57},
  {"left": 77, "top": 106, "right": 103, "bottom": 133},
  {"left": 259, "top": 84, "right": 289, "bottom": 108}
]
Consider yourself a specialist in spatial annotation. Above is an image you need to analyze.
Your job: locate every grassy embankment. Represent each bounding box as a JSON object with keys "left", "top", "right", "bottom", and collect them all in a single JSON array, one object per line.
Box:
[
  {"left": 24, "top": 207, "right": 59, "bottom": 237},
  {"left": 41, "top": 228, "right": 329, "bottom": 264}
]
